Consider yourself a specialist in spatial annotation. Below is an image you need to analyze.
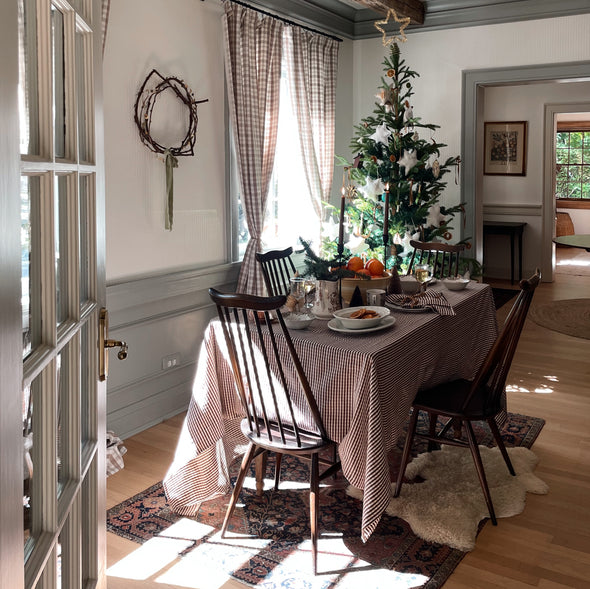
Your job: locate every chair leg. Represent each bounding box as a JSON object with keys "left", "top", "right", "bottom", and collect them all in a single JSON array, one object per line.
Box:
[
  {"left": 310, "top": 453, "right": 320, "bottom": 575},
  {"left": 274, "top": 453, "right": 282, "bottom": 490},
  {"left": 464, "top": 422, "right": 497, "bottom": 525},
  {"left": 394, "top": 408, "right": 420, "bottom": 497},
  {"left": 221, "top": 442, "right": 257, "bottom": 538},
  {"left": 487, "top": 418, "right": 515, "bottom": 476}
]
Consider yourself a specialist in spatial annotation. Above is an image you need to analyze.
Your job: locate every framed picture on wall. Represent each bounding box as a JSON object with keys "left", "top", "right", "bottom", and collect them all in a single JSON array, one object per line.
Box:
[{"left": 483, "top": 121, "right": 527, "bottom": 176}]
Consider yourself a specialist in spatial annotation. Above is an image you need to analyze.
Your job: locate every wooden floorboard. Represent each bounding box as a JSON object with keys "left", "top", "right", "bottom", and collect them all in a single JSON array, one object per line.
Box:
[{"left": 107, "top": 265, "right": 590, "bottom": 589}]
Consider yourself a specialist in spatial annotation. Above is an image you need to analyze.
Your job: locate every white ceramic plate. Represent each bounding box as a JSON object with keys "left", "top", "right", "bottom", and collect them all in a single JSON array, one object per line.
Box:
[{"left": 328, "top": 315, "right": 396, "bottom": 334}]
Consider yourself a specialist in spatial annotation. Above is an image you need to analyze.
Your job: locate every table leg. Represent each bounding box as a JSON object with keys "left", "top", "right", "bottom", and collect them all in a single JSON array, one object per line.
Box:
[{"left": 255, "top": 451, "right": 267, "bottom": 496}]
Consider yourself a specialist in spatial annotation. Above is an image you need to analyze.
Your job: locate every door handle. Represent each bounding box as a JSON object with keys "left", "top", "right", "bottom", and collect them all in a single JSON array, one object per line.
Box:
[{"left": 99, "top": 308, "right": 128, "bottom": 381}]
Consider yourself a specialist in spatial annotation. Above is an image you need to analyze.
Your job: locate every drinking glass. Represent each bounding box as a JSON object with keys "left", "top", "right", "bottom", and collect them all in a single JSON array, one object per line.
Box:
[
  {"left": 289, "top": 277, "right": 306, "bottom": 312},
  {"left": 414, "top": 263, "right": 433, "bottom": 292},
  {"left": 303, "top": 279, "right": 316, "bottom": 309}
]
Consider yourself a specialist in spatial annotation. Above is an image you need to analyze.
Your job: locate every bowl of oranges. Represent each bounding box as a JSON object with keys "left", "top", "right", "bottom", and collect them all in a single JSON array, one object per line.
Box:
[{"left": 340, "top": 256, "right": 391, "bottom": 306}]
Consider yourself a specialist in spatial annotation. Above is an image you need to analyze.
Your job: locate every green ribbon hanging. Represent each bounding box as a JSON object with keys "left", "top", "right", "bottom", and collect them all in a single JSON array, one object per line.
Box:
[{"left": 164, "top": 149, "right": 178, "bottom": 231}]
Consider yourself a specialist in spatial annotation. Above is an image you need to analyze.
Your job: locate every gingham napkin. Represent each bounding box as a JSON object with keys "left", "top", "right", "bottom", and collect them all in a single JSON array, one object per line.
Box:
[{"left": 386, "top": 290, "right": 456, "bottom": 316}]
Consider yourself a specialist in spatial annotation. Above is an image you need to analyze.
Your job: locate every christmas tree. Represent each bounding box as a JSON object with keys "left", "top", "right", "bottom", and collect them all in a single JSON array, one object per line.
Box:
[{"left": 324, "top": 43, "right": 464, "bottom": 272}]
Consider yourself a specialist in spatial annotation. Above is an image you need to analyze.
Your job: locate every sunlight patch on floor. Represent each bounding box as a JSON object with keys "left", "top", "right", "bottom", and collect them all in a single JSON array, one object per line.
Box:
[
  {"left": 507, "top": 374, "right": 557, "bottom": 394},
  {"left": 107, "top": 521, "right": 429, "bottom": 589}
]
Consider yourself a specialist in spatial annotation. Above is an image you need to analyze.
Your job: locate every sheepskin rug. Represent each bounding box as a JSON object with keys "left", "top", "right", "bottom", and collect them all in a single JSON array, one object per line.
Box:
[{"left": 348, "top": 445, "right": 548, "bottom": 551}]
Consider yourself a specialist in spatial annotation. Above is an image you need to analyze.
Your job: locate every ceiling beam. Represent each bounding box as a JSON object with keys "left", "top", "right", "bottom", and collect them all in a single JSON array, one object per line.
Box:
[{"left": 353, "top": 0, "right": 425, "bottom": 25}]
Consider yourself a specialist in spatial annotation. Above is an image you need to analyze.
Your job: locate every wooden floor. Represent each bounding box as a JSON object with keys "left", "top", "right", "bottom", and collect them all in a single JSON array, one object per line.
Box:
[{"left": 107, "top": 267, "right": 590, "bottom": 589}]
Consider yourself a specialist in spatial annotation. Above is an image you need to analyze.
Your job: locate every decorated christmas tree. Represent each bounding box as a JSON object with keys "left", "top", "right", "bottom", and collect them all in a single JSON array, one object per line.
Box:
[{"left": 324, "top": 43, "right": 464, "bottom": 272}]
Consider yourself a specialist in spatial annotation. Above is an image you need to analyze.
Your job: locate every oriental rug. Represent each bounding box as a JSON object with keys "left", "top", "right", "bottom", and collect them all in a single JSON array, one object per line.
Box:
[
  {"left": 107, "top": 413, "right": 544, "bottom": 589},
  {"left": 529, "top": 298, "right": 590, "bottom": 340}
]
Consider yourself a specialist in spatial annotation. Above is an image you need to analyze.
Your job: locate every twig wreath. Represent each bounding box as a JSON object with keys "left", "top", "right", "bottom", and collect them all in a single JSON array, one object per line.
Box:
[{"left": 133, "top": 69, "right": 208, "bottom": 230}]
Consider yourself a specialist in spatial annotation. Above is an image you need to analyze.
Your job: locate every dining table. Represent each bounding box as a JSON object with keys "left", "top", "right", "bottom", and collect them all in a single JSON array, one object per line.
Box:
[{"left": 163, "top": 281, "right": 499, "bottom": 542}]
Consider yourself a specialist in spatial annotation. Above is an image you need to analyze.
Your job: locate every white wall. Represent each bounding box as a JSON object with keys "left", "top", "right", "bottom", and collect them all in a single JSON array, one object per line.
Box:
[
  {"left": 350, "top": 14, "right": 590, "bottom": 278},
  {"left": 103, "top": 0, "right": 227, "bottom": 282}
]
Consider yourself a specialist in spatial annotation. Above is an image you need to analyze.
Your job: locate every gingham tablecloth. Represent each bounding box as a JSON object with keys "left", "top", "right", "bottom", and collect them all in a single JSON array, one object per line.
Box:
[{"left": 163, "top": 282, "right": 499, "bottom": 541}]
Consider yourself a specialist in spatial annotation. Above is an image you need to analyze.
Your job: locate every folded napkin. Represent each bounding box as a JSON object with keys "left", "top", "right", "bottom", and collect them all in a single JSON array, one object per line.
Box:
[{"left": 386, "top": 290, "right": 456, "bottom": 316}]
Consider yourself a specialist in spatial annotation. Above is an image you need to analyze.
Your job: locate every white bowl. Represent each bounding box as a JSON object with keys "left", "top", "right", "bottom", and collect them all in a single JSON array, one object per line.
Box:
[
  {"left": 399, "top": 276, "right": 421, "bottom": 294},
  {"left": 442, "top": 278, "right": 470, "bottom": 291},
  {"left": 332, "top": 306, "right": 390, "bottom": 330},
  {"left": 283, "top": 312, "right": 315, "bottom": 330}
]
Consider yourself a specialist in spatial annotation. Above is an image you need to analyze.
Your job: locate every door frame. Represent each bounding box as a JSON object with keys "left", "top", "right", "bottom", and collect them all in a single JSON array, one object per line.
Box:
[
  {"left": 462, "top": 60, "right": 590, "bottom": 282},
  {"left": 0, "top": 1, "right": 27, "bottom": 586}
]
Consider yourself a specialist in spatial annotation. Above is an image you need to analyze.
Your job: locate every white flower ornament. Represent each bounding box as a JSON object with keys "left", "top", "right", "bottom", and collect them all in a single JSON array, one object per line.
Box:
[
  {"left": 358, "top": 177, "right": 385, "bottom": 202},
  {"left": 369, "top": 123, "right": 392, "bottom": 146},
  {"left": 398, "top": 149, "right": 418, "bottom": 175}
]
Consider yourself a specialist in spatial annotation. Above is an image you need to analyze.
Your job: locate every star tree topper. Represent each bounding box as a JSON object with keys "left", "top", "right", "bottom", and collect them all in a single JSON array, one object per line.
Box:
[{"left": 374, "top": 9, "right": 411, "bottom": 46}]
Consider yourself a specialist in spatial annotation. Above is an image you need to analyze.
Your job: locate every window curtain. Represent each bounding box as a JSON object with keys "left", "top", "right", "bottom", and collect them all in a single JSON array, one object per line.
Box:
[
  {"left": 223, "top": 2, "right": 283, "bottom": 295},
  {"left": 284, "top": 27, "right": 339, "bottom": 219}
]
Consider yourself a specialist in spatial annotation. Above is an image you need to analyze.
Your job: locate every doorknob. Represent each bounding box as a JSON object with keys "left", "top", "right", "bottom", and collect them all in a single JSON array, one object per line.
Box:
[{"left": 99, "top": 308, "right": 128, "bottom": 381}]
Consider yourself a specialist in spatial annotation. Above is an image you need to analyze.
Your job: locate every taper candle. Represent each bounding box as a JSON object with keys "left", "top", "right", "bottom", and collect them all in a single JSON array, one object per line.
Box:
[{"left": 338, "top": 186, "right": 346, "bottom": 255}]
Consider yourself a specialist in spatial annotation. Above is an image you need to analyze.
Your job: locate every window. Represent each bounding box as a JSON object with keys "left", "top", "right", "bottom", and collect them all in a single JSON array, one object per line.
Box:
[
  {"left": 555, "top": 124, "right": 590, "bottom": 209},
  {"left": 235, "top": 54, "right": 321, "bottom": 259}
]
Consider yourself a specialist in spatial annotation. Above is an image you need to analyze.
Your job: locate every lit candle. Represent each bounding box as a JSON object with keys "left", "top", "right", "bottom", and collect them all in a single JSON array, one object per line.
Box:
[{"left": 338, "top": 186, "right": 346, "bottom": 255}]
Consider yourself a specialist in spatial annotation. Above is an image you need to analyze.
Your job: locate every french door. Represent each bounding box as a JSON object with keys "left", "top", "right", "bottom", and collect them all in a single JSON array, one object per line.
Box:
[{"left": 0, "top": 0, "right": 107, "bottom": 587}]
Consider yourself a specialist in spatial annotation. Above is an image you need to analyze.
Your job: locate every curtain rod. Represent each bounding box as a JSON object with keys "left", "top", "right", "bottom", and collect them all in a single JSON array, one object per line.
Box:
[{"left": 224, "top": 0, "right": 343, "bottom": 42}]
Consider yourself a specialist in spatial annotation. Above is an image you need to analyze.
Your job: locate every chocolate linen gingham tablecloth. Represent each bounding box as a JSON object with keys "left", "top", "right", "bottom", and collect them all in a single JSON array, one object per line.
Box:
[{"left": 163, "top": 282, "right": 499, "bottom": 541}]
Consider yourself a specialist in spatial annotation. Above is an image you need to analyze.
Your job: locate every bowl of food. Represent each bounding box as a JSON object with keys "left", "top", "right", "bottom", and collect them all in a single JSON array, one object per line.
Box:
[
  {"left": 332, "top": 306, "right": 390, "bottom": 330},
  {"left": 442, "top": 277, "right": 470, "bottom": 291},
  {"left": 283, "top": 312, "right": 315, "bottom": 330}
]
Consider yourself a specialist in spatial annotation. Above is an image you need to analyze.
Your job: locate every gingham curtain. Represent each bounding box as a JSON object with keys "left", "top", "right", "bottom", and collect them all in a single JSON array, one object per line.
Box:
[
  {"left": 223, "top": 2, "right": 283, "bottom": 295},
  {"left": 284, "top": 27, "right": 339, "bottom": 218}
]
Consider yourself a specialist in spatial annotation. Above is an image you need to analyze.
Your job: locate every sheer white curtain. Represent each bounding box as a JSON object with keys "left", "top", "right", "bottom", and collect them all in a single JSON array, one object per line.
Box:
[
  {"left": 284, "top": 27, "right": 339, "bottom": 218},
  {"left": 223, "top": 2, "right": 283, "bottom": 295}
]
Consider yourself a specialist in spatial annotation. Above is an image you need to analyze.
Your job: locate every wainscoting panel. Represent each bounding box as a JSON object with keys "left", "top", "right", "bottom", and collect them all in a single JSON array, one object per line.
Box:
[{"left": 105, "top": 262, "right": 240, "bottom": 438}]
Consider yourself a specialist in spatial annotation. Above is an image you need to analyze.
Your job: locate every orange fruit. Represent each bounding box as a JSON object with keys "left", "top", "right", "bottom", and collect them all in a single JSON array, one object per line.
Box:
[
  {"left": 366, "top": 258, "right": 385, "bottom": 276},
  {"left": 356, "top": 268, "right": 371, "bottom": 277},
  {"left": 347, "top": 256, "right": 364, "bottom": 272}
]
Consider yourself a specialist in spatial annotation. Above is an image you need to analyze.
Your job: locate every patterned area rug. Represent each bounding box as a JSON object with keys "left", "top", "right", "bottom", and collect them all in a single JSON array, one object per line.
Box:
[
  {"left": 107, "top": 413, "right": 544, "bottom": 589},
  {"left": 529, "top": 298, "right": 590, "bottom": 340}
]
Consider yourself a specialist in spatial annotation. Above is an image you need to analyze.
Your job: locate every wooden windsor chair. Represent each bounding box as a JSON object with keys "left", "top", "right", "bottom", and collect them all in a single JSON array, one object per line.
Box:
[
  {"left": 394, "top": 269, "right": 541, "bottom": 526},
  {"left": 255, "top": 246, "right": 297, "bottom": 297},
  {"left": 406, "top": 240, "right": 466, "bottom": 278},
  {"left": 209, "top": 288, "right": 341, "bottom": 574}
]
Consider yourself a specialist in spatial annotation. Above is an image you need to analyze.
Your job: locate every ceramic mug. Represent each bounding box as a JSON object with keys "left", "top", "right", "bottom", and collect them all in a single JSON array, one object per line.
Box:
[{"left": 366, "top": 288, "right": 386, "bottom": 306}]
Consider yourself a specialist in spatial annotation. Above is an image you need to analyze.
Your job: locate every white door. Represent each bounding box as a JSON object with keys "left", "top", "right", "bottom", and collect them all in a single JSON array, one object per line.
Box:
[{"left": 0, "top": 0, "right": 107, "bottom": 587}]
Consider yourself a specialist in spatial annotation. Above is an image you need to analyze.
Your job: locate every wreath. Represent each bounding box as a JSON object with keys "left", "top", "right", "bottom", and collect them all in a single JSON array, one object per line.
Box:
[{"left": 134, "top": 69, "right": 208, "bottom": 230}]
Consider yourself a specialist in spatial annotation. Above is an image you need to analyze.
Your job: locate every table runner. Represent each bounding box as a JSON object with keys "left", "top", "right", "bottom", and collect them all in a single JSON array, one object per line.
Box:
[{"left": 163, "top": 282, "right": 499, "bottom": 541}]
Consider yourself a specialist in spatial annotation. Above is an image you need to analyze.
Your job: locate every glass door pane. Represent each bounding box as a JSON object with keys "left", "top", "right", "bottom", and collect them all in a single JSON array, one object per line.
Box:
[
  {"left": 79, "top": 176, "right": 89, "bottom": 303},
  {"left": 18, "top": 0, "right": 40, "bottom": 155},
  {"left": 52, "top": 5, "right": 66, "bottom": 158},
  {"left": 21, "top": 175, "right": 41, "bottom": 358},
  {"left": 75, "top": 28, "right": 89, "bottom": 162}
]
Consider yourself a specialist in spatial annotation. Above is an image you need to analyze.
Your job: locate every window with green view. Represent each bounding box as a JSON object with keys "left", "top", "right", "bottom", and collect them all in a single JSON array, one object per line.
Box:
[{"left": 556, "top": 130, "right": 590, "bottom": 200}]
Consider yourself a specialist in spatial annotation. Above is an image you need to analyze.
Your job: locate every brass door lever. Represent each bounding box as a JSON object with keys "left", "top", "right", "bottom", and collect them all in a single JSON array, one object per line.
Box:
[{"left": 99, "top": 308, "right": 128, "bottom": 381}]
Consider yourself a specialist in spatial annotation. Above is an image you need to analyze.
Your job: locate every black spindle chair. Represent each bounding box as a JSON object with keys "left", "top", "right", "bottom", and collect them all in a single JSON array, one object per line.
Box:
[
  {"left": 209, "top": 288, "right": 341, "bottom": 574},
  {"left": 406, "top": 240, "right": 466, "bottom": 278},
  {"left": 255, "top": 247, "right": 297, "bottom": 297},
  {"left": 394, "top": 269, "right": 541, "bottom": 526}
]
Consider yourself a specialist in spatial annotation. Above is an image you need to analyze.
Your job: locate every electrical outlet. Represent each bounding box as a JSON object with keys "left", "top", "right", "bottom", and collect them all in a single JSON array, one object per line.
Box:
[{"left": 161, "top": 353, "right": 181, "bottom": 370}]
